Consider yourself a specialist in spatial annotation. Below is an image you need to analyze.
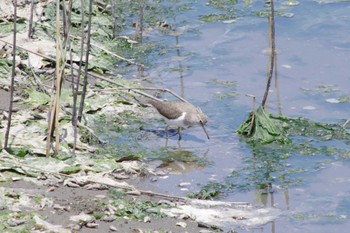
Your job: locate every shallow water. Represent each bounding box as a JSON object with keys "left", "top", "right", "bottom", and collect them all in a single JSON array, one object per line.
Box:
[{"left": 106, "top": 1, "right": 350, "bottom": 232}]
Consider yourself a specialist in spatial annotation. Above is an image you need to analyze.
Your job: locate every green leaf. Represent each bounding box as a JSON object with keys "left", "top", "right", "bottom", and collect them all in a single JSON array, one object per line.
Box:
[
  {"left": 6, "top": 147, "right": 29, "bottom": 158},
  {"left": 237, "top": 106, "right": 291, "bottom": 144},
  {"left": 59, "top": 165, "right": 81, "bottom": 175},
  {"left": 23, "top": 89, "right": 50, "bottom": 105}
]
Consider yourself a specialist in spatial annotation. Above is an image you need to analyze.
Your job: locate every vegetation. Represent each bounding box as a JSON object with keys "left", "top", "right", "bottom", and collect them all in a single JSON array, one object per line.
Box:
[{"left": 0, "top": 0, "right": 349, "bottom": 232}]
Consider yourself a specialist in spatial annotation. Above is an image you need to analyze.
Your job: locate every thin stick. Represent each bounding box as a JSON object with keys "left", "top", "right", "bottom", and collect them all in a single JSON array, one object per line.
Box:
[
  {"left": 54, "top": 0, "right": 63, "bottom": 155},
  {"left": 77, "top": 0, "right": 93, "bottom": 122},
  {"left": 261, "top": 0, "right": 275, "bottom": 109},
  {"left": 111, "top": 0, "right": 117, "bottom": 39},
  {"left": 274, "top": 49, "right": 282, "bottom": 115},
  {"left": 28, "top": 0, "right": 34, "bottom": 38},
  {"left": 0, "top": 38, "right": 53, "bottom": 60},
  {"left": 135, "top": 0, "right": 144, "bottom": 42},
  {"left": 4, "top": 0, "right": 17, "bottom": 149},
  {"left": 86, "top": 39, "right": 142, "bottom": 66},
  {"left": 72, "top": 0, "right": 86, "bottom": 154},
  {"left": 105, "top": 86, "right": 189, "bottom": 103},
  {"left": 342, "top": 119, "right": 350, "bottom": 128}
]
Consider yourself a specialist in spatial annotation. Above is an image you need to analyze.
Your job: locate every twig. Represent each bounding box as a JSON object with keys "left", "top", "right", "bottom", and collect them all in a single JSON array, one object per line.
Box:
[
  {"left": 88, "top": 39, "right": 142, "bottom": 66},
  {"left": 78, "top": 0, "right": 94, "bottom": 122},
  {"left": 70, "top": 33, "right": 142, "bottom": 66},
  {"left": 28, "top": 0, "right": 34, "bottom": 38},
  {"left": 27, "top": 57, "right": 50, "bottom": 94},
  {"left": 135, "top": 0, "right": 145, "bottom": 42},
  {"left": 53, "top": 0, "right": 64, "bottom": 155},
  {"left": 94, "top": 85, "right": 189, "bottom": 103},
  {"left": 261, "top": 0, "right": 275, "bottom": 109},
  {"left": 111, "top": 0, "right": 117, "bottom": 39},
  {"left": 342, "top": 119, "right": 350, "bottom": 128},
  {"left": 72, "top": 0, "right": 85, "bottom": 154},
  {"left": 4, "top": 0, "right": 17, "bottom": 149},
  {"left": 46, "top": 0, "right": 61, "bottom": 156},
  {"left": 0, "top": 38, "right": 53, "bottom": 60},
  {"left": 274, "top": 50, "right": 281, "bottom": 115}
]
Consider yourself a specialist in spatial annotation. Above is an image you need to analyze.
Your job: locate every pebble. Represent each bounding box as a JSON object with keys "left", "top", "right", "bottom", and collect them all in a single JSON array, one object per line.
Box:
[
  {"left": 86, "top": 222, "right": 98, "bottom": 228},
  {"left": 176, "top": 222, "right": 187, "bottom": 228},
  {"left": 143, "top": 216, "right": 151, "bottom": 223}
]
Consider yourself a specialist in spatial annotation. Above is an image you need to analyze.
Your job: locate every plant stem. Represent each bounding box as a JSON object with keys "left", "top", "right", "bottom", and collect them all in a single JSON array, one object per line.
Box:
[
  {"left": 261, "top": 0, "right": 275, "bottom": 109},
  {"left": 4, "top": 0, "right": 17, "bottom": 149},
  {"left": 78, "top": 0, "right": 94, "bottom": 122}
]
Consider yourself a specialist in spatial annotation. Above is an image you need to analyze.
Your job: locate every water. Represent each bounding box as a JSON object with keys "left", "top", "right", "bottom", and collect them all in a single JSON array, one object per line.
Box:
[{"left": 105, "top": 1, "right": 350, "bottom": 232}]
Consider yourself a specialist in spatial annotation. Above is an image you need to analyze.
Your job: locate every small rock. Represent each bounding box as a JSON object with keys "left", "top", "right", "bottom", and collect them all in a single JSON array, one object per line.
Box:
[
  {"left": 127, "top": 189, "right": 141, "bottom": 196},
  {"left": 176, "top": 222, "right": 187, "bottom": 228},
  {"left": 112, "top": 173, "right": 130, "bottom": 179},
  {"left": 63, "top": 180, "right": 80, "bottom": 188},
  {"left": 37, "top": 175, "right": 48, "bottom": 180},
  {"left": 86, "top": 222, "right": 99, "bottom": 228},
  {"left": 109, "top": 225, "right": 118, "bottom": 231},
  {"left": 143, "top": 216, "right": 151, "bottom": 223},
  {"left": 85, "top": 183, "right": 108, "bottom": 190},
  {"left": 95, "top": 194, "right": 107, "bottom": 199},
  {"left": 150, "top": 177, "right": 158, "bottom": 182},
  {"left": 158, "top": 200, "right": 175, "bottom": 207},
  {"left": 101, "top": 215, "right": 117, "bottom": 222},
  {"left": 132, "top": 229, "right": 143, "bottom": 233},
  {"left": 106, "top": 204, "right": 118, "bottom": 215},
  {"left": 155, "top": 170, "right": 168, "bottom": 176},
  {"left": 53, "top": 204, "right": 68, "bottom": 211},
  {"left": 67, "top": 223, "right": 81, "bottom": 231},
  {"left": 179, "top": 214, "right": 190, "bottom": 220},
  {"left": 7, "top": 218, "right": 27, "bottom": 227},
  {"left": 70, "top": 213, "right": 95, "bottom": 222},
  {"left": 12, "top": 177, "right": 22, "bottom": 181},
  {"left": 46, "top": 186, "right": 56, "bottom": 192}
]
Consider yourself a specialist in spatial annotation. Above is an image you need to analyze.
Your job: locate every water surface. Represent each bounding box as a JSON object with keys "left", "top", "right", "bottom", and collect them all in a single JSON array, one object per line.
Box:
[{"left": 108, "top": 1, "right": 350, "bottom": 232}]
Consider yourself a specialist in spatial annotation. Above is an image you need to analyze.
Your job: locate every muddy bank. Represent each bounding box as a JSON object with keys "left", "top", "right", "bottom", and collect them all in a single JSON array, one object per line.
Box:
[{"left": 2, "top": 180, "right": 205, "bottom": 233}]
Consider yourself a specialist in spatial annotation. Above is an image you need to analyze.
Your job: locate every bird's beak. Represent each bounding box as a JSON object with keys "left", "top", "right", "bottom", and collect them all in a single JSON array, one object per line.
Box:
[{"left": 200, "top": 120, "right": 210, "bottom": 140}]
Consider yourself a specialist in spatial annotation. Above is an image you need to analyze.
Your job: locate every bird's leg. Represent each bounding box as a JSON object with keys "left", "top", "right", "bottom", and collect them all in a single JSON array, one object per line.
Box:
[
  {"left": 177, "top": 127, "right": 182, "bottom": 140},
  {"left": 165, "top": 125, "right": 169, "bottom": 139}
]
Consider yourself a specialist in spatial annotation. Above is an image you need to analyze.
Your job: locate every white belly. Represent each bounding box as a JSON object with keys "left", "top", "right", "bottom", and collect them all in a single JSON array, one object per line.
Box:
[{"left": 164, "top": 112, "right": 187, "bottom": 128}]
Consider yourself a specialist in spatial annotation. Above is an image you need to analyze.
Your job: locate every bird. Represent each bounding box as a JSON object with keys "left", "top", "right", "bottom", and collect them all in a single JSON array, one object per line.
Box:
[{"left": 147, "top": 99, "right": 209, "bottom": 140}]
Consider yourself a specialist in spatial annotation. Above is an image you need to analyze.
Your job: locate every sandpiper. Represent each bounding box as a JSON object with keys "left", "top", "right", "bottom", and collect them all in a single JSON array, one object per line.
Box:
[{"left": 147, "top": 99, "right": 209, "bottom": 140}]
